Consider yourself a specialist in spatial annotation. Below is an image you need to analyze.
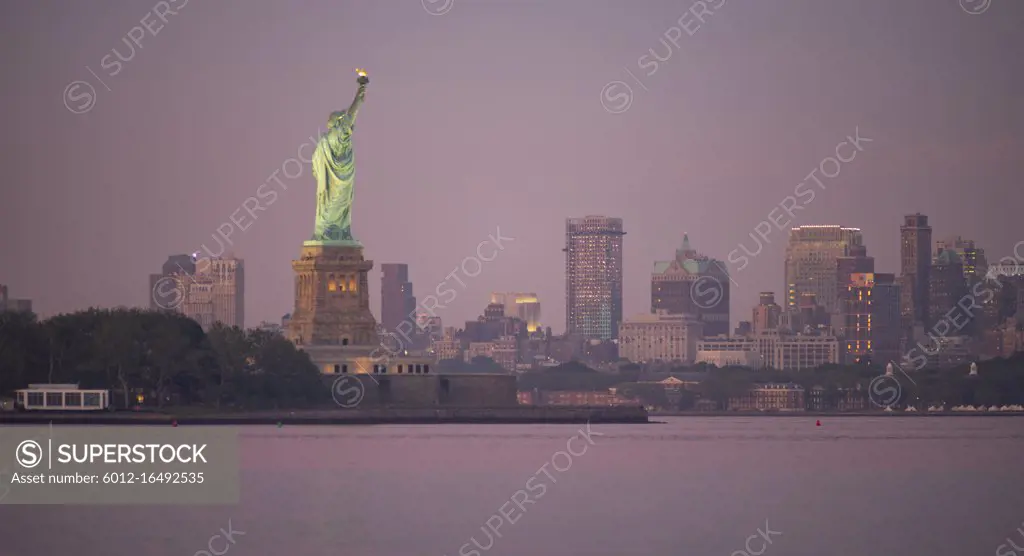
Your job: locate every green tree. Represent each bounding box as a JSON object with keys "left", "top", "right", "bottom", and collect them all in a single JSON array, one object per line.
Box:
[{"left": 0, "top": 311, "right": 44, "bottom": 394}]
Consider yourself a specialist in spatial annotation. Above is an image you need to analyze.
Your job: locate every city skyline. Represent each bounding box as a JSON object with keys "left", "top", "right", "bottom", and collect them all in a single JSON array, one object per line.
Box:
[
  {"left": 1, "top": 2, "right": 1023, "bottom": 555},
  {"left": 1, "top": 0, "right": 1022, "bottom": 334},
  {"left": 142, "top": 212, "right": 1013, "bottom": 338}
]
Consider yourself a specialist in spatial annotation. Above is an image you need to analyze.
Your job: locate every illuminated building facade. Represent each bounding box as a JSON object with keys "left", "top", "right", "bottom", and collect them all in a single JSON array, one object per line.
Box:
[
  {"left": 491, "top": 292, "right": 542, "bottom": 332},
  {"left": 784, "top": 226, "right": 865, "bottom": 315},
  {"left": 838, "top": 272, "right": 901, "bottom": 365},
  {"left": 564, "top": 216, "right": 625, "bottom": 340}
]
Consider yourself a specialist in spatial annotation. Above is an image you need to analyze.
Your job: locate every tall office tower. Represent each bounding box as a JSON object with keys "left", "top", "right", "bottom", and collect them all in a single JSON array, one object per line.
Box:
[
  {"left": 169, "top": 255, "right": 244, "bottom": 330},
  {"left": 491, "top": 292, "right": 542, "bottom": 332},
  {"left": 900, "top": 213, "right": 932, "bottom": 330},
  {"left": 929, "top": 249, "right": 969, "bottom": 330},
  {"left": 564, "top": 216, "right": 625, "bottom": 340},
  {"left": 784, "top": 226, "right": 865, "bottom": 315},
  {"left": 839, "top": 273, "right": 902, "bottom": 365},
  {"left": 935, "top": 236, "right": 988, "bottom": 285},
  {"left": 870, "top": 273, "right": 903, "bottom": 365},
  {"left": 752, "top": 292, "right": 782, "bottom": 335},
  {"left": 213, "top": 257, "right": 244, "bottom": 329},
  {"left": 651, "top": 234, "right": 732, "bottom": 337},
  {"left": 381, "top": 264, "right": 416, "bottom": 333},
  {"left": 149, "top": 254, "right": 196, "bottom": 310},
  {"left": 840, "top": 273, "right": 874, "bottom": 364}
]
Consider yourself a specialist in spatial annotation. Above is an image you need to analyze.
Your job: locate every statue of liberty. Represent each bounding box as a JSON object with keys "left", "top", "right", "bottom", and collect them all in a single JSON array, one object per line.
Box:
[{"left": 310, "top": 69, "right": 369, "bottom": 243}]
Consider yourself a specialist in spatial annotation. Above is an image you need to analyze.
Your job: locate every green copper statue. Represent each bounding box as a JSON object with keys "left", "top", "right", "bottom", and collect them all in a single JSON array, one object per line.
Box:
[{"left": 310, "top": 69, "right": 369, "bottom": 243}]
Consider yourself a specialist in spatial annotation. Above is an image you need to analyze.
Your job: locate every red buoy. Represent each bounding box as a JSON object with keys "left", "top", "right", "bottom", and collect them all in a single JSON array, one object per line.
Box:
[
  {"left": 816, "top": 420, "right": 821, "bottom": 426},
  {"left": 172, "top": 420, "right": 178, "bottom": 427}
]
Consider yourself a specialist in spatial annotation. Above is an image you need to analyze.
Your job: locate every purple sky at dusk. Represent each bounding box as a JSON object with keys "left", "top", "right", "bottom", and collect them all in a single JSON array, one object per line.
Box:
[{"left": 1, "top": 0, "right": 1021, "bottom": 332}]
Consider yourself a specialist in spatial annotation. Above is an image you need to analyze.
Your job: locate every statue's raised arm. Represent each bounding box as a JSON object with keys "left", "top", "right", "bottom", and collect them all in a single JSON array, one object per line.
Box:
[{"left": 348, "top": 70, "right": 369, "bottom": 126}]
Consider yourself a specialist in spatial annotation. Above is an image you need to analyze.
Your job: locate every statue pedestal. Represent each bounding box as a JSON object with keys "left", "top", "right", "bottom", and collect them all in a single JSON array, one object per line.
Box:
[{"left": 286, "top": 242, "right": 377, "bottom": 350}]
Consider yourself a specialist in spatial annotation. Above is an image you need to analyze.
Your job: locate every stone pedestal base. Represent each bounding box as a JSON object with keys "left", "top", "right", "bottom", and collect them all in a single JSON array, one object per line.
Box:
[{"left": 286, "top": 242, "right": 377, "bottom": 347}]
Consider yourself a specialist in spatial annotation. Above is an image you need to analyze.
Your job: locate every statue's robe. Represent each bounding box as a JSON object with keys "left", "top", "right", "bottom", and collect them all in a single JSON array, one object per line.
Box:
[{"left": 312, "top": 83, "right": 366, "bottom": 241}]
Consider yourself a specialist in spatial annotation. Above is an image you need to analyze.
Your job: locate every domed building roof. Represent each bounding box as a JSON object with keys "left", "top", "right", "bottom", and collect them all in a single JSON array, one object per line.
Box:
[
  {"left": 652, "top": 233, "right": 729, "bottom": 277},
  {"left": 934, "top": 248, "right": 962, "bottom": 265}
]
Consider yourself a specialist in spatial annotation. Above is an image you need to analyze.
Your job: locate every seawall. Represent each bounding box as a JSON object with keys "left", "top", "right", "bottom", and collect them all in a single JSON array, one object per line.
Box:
[{"left": 0, "top": 406, "right": 649, "bottom": 425}]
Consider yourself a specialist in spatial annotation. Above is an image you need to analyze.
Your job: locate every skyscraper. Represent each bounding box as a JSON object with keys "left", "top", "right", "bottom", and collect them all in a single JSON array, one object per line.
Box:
[
  {"left": 564, "top": 216, "right": 625, "bottom": 340},
  {"left": 871, "top": 273, "right": 903, "bottom": 366},
  {"left": 784, "top": 226, "right": 865, "bottom": 315},
  {"left": 380, "top": 263, "right": 416, "bottom": 334},
  {"left": 491, "top": 292, "right": 542, "bottom": 332},
  {"left": 752, "top": 292, "right": 782, "bottom": 335},
  {"left": 651, "top": 234, "right": 731, "bottom": 337},
  {"left": 929, "top": 249, "right": 969, "bottom": 331},
  {"left": 154, "top": 255, "right": 243, "bottom": 330},
  {"left": 149, "top": 254, "right": 195, "bottom": 311},
  {"left": 900, "top": 214, "right": 932, "bottom": 330},
  {"left": 838, "top": 272, "right": 901, "bottom": 365}
]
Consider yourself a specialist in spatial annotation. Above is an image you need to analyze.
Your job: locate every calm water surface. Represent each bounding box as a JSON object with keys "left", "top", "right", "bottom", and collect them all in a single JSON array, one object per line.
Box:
[{"left": 4, "top": 417, "right": 1024, "bottom": 556}]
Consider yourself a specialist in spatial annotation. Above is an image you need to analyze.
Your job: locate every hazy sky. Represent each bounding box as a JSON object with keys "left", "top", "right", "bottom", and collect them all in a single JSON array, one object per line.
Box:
[{"left": 1, "top": 0, "right": 1021, "bottom": 332}]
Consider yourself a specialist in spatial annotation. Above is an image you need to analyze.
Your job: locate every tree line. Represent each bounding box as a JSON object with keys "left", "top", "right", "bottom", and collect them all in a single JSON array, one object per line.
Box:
[
  {"left": 0, "top": 308, "right": 326, "bottom": 409},
  {"left": 3, "top": 308, "right": 1022, "bottom": 411}
]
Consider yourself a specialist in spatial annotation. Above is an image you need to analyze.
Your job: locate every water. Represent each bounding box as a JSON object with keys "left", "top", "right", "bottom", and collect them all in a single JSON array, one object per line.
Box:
[{"left": 4, "top": 417, "right": 1024, "bottom": 556}]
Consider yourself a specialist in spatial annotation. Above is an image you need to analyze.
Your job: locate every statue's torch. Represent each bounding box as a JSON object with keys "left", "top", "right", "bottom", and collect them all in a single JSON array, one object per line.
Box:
[{"left": 356, "top": 68, "right": 368, "bottom": 85}]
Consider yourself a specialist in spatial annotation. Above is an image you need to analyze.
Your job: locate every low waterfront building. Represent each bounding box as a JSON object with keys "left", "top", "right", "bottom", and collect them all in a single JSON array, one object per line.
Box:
[
  {"left": 808, "top": 385, "right": 869, "bottom": 411},
  {"left": 533, "top": 390, "right": 634, "bottom": 406},
  {"left": 323, "top": 373, "right": 518, "bottom": 408},
  {"left": 728, "top": 383, "right": 805, "bottom": 411}
]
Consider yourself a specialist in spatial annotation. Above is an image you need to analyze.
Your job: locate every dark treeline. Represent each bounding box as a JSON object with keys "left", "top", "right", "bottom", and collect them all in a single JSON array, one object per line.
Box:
[
  {"left": 0, "top": 309, "right": 326, "bottom": 409},
  {"left": 3, "top": 308, "right": 1023, "bottom": 411}
]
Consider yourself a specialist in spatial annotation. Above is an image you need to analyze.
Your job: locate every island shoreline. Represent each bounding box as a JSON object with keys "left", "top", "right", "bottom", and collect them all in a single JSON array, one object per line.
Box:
[{"left": 0, "top": 406, "right": 650, "bottom": 425}]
